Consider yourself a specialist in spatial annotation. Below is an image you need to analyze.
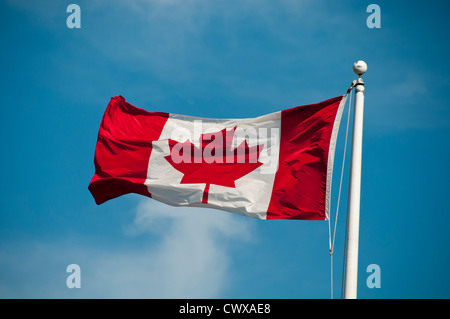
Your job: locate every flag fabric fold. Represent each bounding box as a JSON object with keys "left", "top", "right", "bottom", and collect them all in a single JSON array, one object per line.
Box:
[{"left": 89, "top": 95, "right": 346, "bottom": 220}]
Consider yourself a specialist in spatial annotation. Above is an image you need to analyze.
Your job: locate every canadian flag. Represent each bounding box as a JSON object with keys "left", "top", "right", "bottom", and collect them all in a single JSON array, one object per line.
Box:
[{"left": 89, "top": 95, "right": 347, "bottom": 220}]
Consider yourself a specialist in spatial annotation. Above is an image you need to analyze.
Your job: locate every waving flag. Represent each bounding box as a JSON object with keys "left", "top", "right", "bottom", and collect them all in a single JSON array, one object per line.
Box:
[{"left": 88, "top": 95, "right": 346, "bottom": 220}]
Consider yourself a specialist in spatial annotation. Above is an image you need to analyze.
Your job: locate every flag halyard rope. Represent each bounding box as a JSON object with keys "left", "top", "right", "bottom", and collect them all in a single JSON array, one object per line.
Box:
[{"left": 328, "top": 82, "right": 354, "bottom": 299}]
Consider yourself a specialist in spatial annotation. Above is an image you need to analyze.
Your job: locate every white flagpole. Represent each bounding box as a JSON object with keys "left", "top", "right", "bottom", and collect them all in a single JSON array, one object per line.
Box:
[{"left": 343, "top": 60, "right": 367, "bottom": 299}]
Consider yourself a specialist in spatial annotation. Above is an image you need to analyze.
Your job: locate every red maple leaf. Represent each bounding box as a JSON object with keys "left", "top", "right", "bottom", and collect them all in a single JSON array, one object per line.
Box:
[{"left": 164, "top": 127, "right": 264, "bottom": 203}]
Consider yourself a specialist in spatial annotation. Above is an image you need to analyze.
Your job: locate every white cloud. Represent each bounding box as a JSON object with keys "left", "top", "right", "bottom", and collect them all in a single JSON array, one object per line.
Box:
[
  {"left": 115, "top": 199, "right": 253, "bottom": 298},
  {"left": 0, "top": 199, "right": 252, "bottom": 298}
]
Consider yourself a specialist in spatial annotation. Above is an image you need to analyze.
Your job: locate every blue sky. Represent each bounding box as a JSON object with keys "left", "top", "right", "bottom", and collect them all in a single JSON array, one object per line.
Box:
[{"left": 0, "top": 0, "right": 449, "bottom": 299}]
